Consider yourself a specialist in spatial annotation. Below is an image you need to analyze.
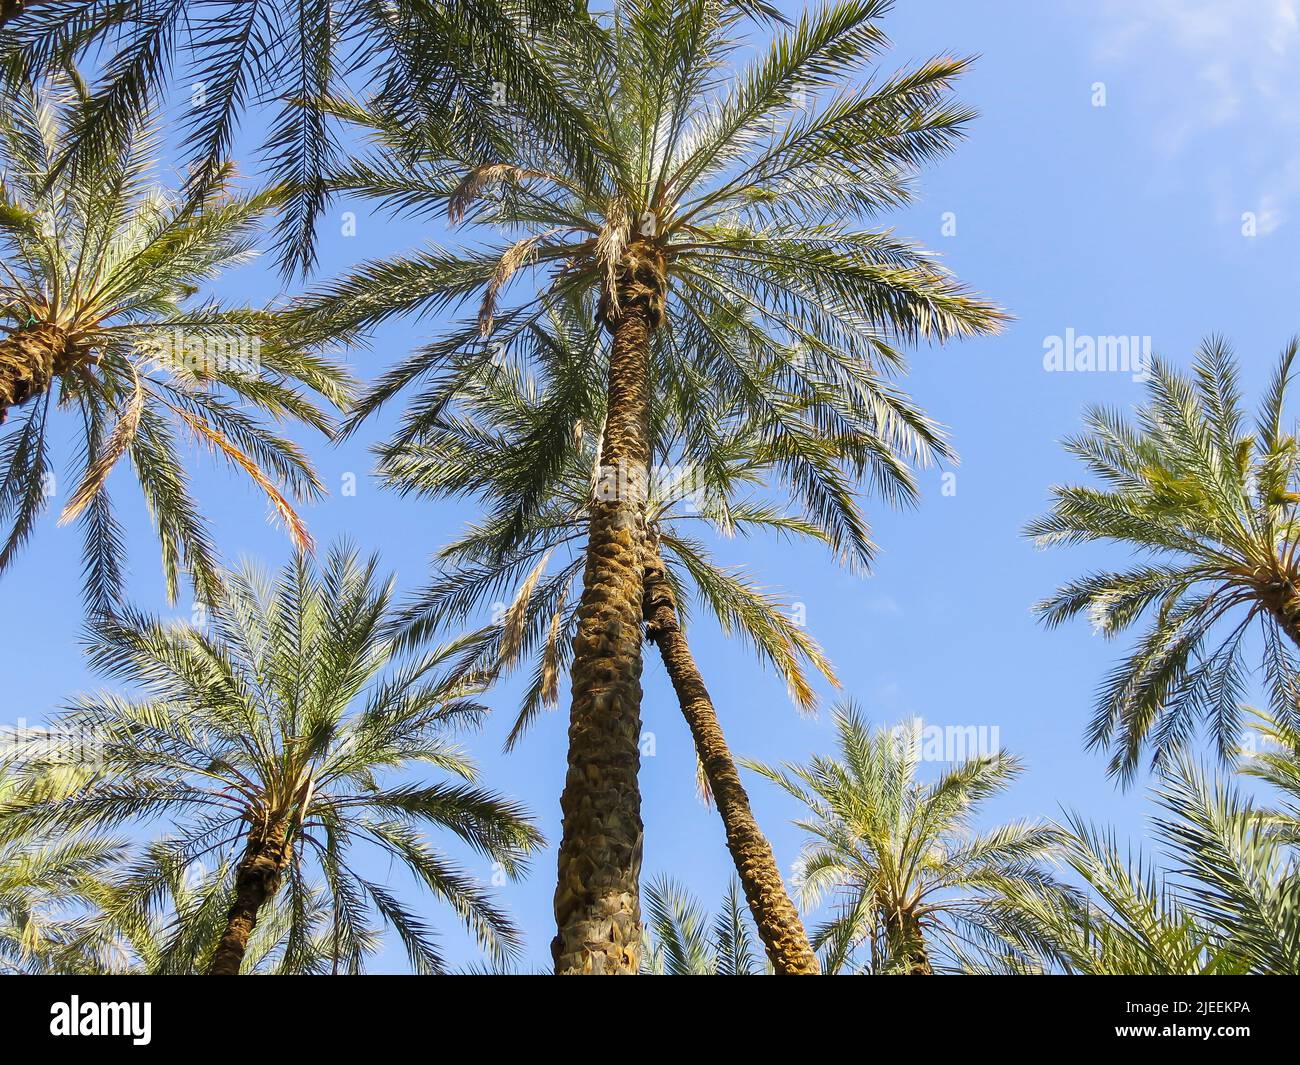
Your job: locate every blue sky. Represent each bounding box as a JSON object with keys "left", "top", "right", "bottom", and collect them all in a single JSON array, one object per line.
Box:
[{"left": 7, "top": 0, "right": 1300, "bottom": 970}]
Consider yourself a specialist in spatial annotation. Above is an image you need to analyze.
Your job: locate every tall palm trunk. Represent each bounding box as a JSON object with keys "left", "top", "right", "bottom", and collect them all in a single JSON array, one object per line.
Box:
[
  {"left": 552, "top": 243, "right": 664, "bottom": 975},
  {"left": 0, "top": 323, "right": 68, "bottom": 424},
  {"left": 208, "top": 822, "right": 291, "bottom": 976},
  {"left": 642, "top": 544, "right": 819, "bottom": 974}
]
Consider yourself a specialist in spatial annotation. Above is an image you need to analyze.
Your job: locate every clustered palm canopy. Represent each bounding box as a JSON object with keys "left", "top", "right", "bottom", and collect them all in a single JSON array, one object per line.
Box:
[
  {"left": 295, "top": 0, "right": 1004, "bottom": 429},
  {"left": 641, "top": 875, "right": 765, "bottom": 974},
  {"left": 1028, "top": 340, "right": 1300, "bottom": 782},
  {"left": 0, "top": 0, "right": 597, "bottom": 275},
  {"left": 0, "top": 72, "right": 350, "bottom": 611},
  {"left": 745, "top": 704, "right": 1061, "bottom": 974},
  {"left": 1, "top": 546, "right": 543, "bottom": 974}
]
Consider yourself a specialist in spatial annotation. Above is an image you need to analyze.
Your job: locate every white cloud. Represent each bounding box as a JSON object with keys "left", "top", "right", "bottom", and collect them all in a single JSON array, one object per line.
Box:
[{"left": 1082, "top": 0, "right": 1300, "bottom": 230}]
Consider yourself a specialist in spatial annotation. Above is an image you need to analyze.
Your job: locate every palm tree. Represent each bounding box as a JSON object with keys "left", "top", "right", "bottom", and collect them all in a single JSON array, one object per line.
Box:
[
  {"left": 1002, "top": 755, "right": 1300, "bottom": 975},
  {"left": 1027, "top": 340, "right": 1300, "bottom": 781},
  {"left": 295, "top": 0, "right": 1004, "bottom": 973},
  {"left": 746, "top": 705, "right": 1060, "bottom": 974},
  {"left": 0, "top": 1, "right": 600, "bottom": 275},
  {"left": 379, "top": 349, "right": 899, "bottom": 973},
  {"left": 1, "top": 544, "right": 542, "bottom": 974},
  {"left": 641, "top": 875, "right": 766, "bottom": 974},
  {"left": 0, "top": 72, "right": 349, "bottom": 612},
  {"left": 0, "top": 770, "right": 123, "bottom": 973},
  {"left": 375, "top": 304, "right": 952, "bottom": 973}
]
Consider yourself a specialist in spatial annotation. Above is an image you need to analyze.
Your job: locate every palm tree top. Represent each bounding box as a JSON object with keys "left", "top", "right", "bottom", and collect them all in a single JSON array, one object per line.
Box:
[
  {"left": 3, "top": 544, "right": 543, "bottom": 973},
  {"left": 295, "top": 0, "right": 1005, "bottom": 431},
  {"left": 1028, "top": 338, "right": 1300, "bottom": 780},
  {"left": 0, "top": 71, "right": 351, "bottom": 611}
]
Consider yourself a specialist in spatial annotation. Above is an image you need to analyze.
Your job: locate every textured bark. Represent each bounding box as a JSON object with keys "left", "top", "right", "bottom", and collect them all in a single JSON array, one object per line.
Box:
[
  {"left": 643, "top": 546, "right": 819, "bottom": 974},
  {"left": 207, "top": 822, "right": 290, "bottom": 976},
  {"left": 0, "top": 323, "right": 68, "bottom": 423},
  {"left": 1256, "top": 573, "right": 1300, "bottom": 649},
  {"left": 885, "top": 910, "right": 932, "bottom": 975},
  {"left": 552, "top": 243, "right": 663, "bottom": 975}
]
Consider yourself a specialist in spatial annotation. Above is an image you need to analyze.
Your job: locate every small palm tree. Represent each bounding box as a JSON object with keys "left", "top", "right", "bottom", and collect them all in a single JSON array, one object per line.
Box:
[
  {"left": 2, "top": 544, "right": 542, "bottom": 975},
  {"left": 746, "top": 705, "right": 1060, "bottom": 974},
  {"left": 0, "top": 72, "right": 349, "bottom": 612},
  {"left": 1003, "top": 755, "right": 1300, "bottom": 975},
  {"left": 641, "top": 875, "right": 766, "bottom": 975},
  {"left": 297, "top": 0, "right": 1003, "bottom": 971},
  {"left": 1028, "top": 340, "right": 1300, "bottom": 781}
]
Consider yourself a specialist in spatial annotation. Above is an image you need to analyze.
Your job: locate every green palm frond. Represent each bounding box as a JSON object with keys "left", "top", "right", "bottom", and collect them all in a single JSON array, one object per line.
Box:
[
  {"left": 1, "top": 544, "right": 541, "bottom": 973},
  {"left": 1029, "top": 338, "right": 1300, "bottom": 780}
]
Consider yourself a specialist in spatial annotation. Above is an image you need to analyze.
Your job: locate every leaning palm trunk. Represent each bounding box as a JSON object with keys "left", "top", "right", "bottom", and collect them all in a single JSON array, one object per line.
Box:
[
  {"left": 208, "top": 822, "right": 291, "bottom": 976},
  {"left": 642, "top": 544, "right": 819, "bottom": 974},
  {"left": 0, "top": 323, "right": 72, "bottom": 423},
  {"left": 552, "top": 245, "right": 664, "bottom": 975}
]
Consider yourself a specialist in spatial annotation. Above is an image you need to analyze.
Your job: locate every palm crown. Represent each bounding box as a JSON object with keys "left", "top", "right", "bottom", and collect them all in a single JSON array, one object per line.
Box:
[
  {"left": 297, "top": 0, "right": 1003, "bottom": 423},
  {"left": 1028, "top": 340, "right": 1300, "bottom": 781},
  {"left": 0, "top": 73, "right": 350, "bottom": 611},
  {"left": 1, "top": 545, "right": 542, "bottom": 974},
  {"left": 1, "top": 1, "right": 597, "bottom": 275},
  {"left": 746, "top": 705, "right": 1060, "bottom": 974}
]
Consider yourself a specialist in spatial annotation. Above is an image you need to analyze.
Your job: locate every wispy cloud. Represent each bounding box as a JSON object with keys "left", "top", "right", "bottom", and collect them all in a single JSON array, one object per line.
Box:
[{"left": 1081, "top": 0, "right": 1300, "bottom": 230}]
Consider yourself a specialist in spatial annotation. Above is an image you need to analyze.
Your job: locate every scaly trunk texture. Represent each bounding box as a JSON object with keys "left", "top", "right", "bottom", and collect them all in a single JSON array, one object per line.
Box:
[
  {"left": 0, "top": 323, "right": 69, "bottom": 424},
  {"left": 208, "top": 823, "right": 290, "bottom": 976},
  {"left": 552, "top": 243, "right": 664, "bottom": 975},
  {"left": 642, "top": 545, "right": 819, "bottom": 974},
  {"left": 885, "top": 910, "right": 932, "bottom": 975},
  {"left": 1255, "top": 571, "right": 1300, "bottom": 648}
]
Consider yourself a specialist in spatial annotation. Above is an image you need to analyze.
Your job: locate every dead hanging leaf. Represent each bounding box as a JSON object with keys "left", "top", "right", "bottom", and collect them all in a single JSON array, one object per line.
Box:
[
  {"left": 695, "top": 753, "right": 714, "bottom": 809},
  {"left": 59, "top": 367, "right": 145, "bottom": 525},
  {"left": 540, "top": 575, "right": 575, "bottom": 707},
  {"left": 499, "top": 549, "right": 553, "bottom": 670},
  {"left": 595, "top": 198, "right": 630, "bottom": 317},
  {"left": 170, "top": 404, "right": 315, "bottom": 555},
  {"left": 478, "top": 232, "right": 557, "bottom": 337},
  {"left": 447, "top": 163, "right": 550, "bottom": 225}
]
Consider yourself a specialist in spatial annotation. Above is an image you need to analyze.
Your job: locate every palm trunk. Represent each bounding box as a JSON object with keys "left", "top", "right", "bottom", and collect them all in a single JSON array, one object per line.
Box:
[
  {"left": 551, "top": 243, "right": 664, "bottom": 975},
  {"left": 1257, "top": 575, "right": 1300, "bottom": 648},
  {"left": 884, "top": 910, "right": 931, "bottom": 975},
  {"left": 208, "top": 823, "right": 290, "bottom": 976},
  {"left": 642, "top": 546, "right": 819, "bottom": 974},
  {"left": 0, "top": 323, "right": 68, "bottom": 424},
  {"left": 0, "top": 1, "right": 23, "bottom": 31}
]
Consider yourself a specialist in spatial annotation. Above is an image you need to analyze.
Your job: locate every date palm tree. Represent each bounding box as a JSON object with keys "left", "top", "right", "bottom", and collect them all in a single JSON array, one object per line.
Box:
[
  {"left": 0, "top": 72, "right": 349, "bottom": 613},
  {"left": 1, "top": 544, "right": 542, "bottom": 975},
  {"left": 295, "top": 0, "right": 1004, "bottom": 972},
  {"left": 373, "top": 296, "right": 951, "bottom": 973},
  {"left": 1027, "top": 340, "right": 1300, "bottom": 782},
  {"left": 746, "top": 705, "right": 1061, "bottom": 974}
]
